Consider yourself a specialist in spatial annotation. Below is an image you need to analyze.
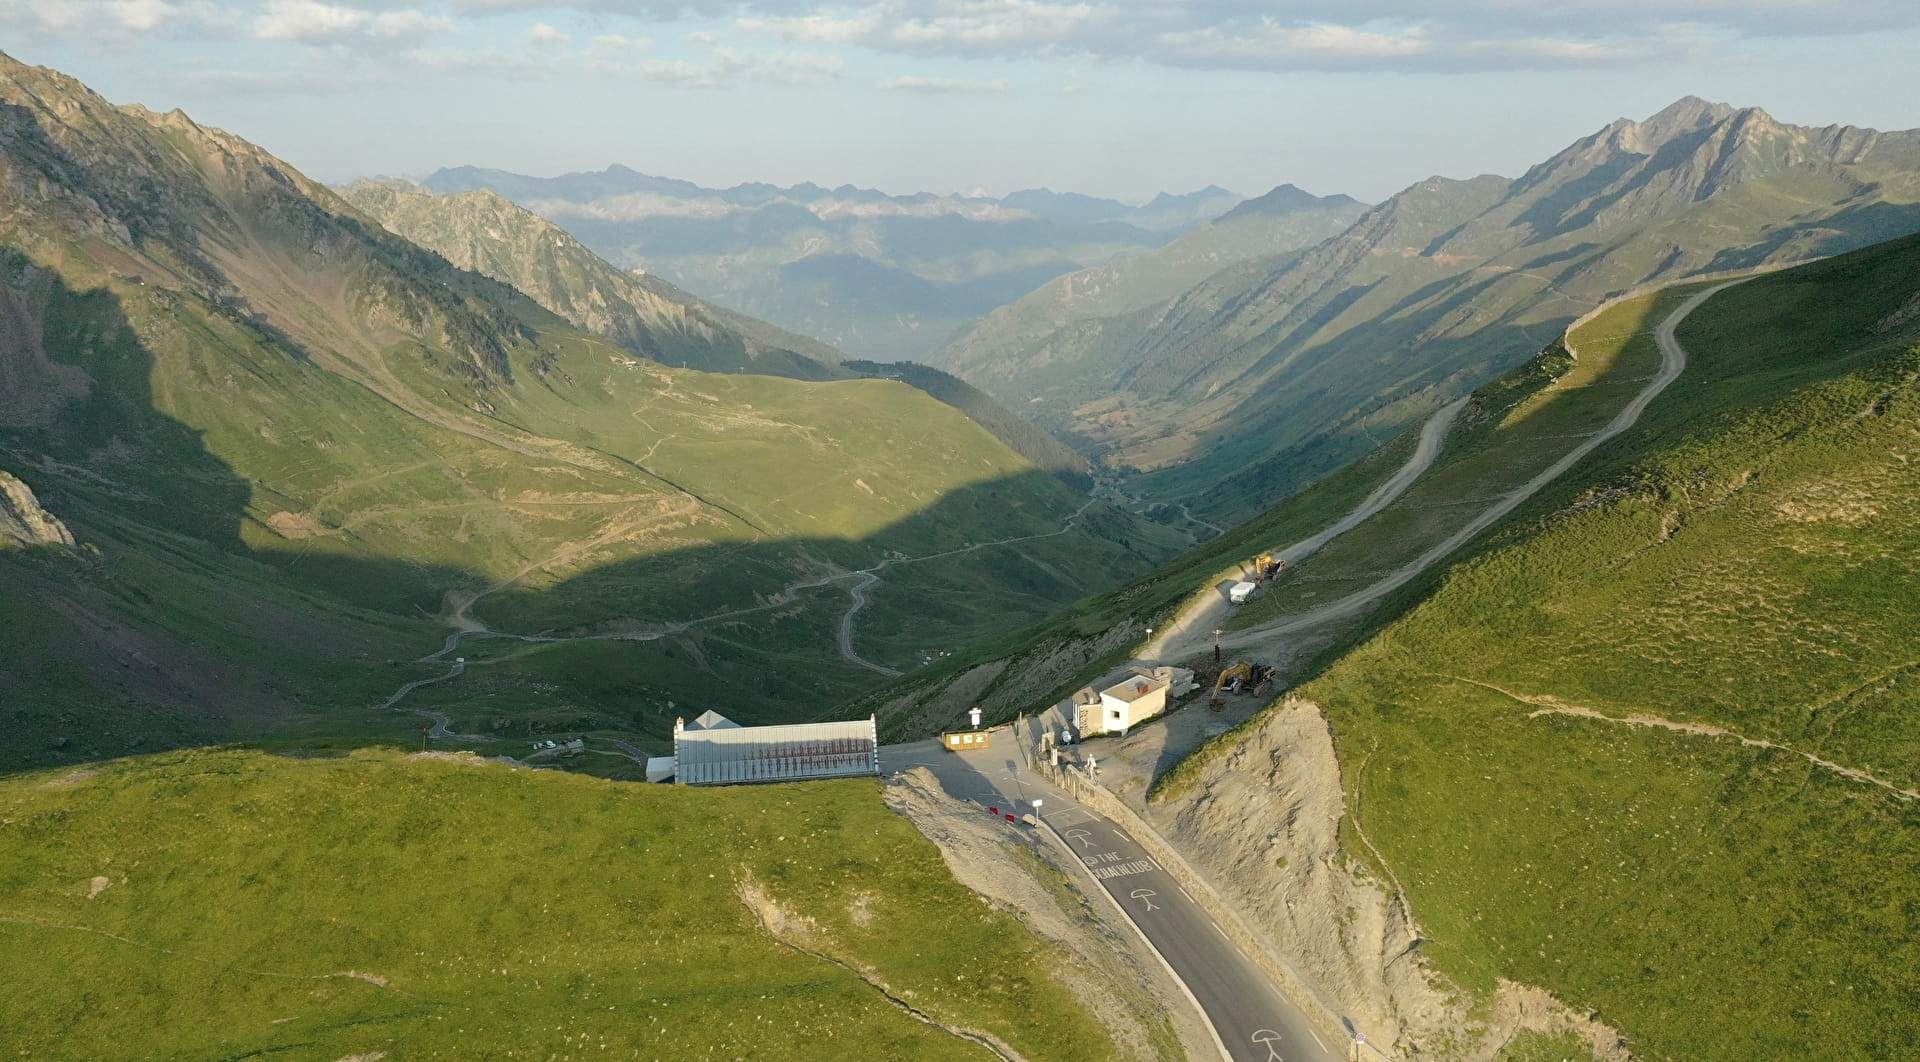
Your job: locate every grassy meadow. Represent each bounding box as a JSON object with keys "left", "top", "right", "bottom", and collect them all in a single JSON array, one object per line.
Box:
[
  {"left": 0, "top": 747, "right": 1120, "bottom": 1061},
  {"left": 1162, "top": 235, "right": 1920, "bottom": 1058}
]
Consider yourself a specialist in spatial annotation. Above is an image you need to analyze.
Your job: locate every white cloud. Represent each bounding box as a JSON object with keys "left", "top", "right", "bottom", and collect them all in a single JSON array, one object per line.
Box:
[
  {"left": 5, "top": 0, "right": 1912, "bottom": 75},
  {"left": 372, "top": 8, "right": 451, "bottom": 37},
  {"left": 525, "top": 20, "right": 568, "bottom": 46},
  {"left": 728, "top": 0, "right": 1920, "bottom": 72},
  {"left": 879, "top": 74, "right": 1007, "bottom": 92},
  {"left": 402, "top": 44, "right": 538, "bottom": 75},
  {"left": 0, "top": 0, "right": 240, "bottom": 42},
  {"left": 741, "top": 0, "right": 1098, "bottom": 54},
  {"left": 250, "top": 0, "right": 449, "bottom": 47},
  {"left": 253, "top": 0, "right": 366, "bottom": 41},
  {"left": 1159, "top": 20, "right": 1432, "bottom": 70},
  {"left": 112, "top": 0, "right": 182, "bottom": 32},
  {"left": 585, "top": 33, "right": 653, "bottom": 74},
  {"left": 642, "top": 45, "right": 845, "bottom": 89}
]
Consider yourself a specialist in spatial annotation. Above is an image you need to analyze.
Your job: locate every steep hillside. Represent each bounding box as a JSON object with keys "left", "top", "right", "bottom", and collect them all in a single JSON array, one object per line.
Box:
[
  {"left": 0, "top": 52, "right": 1180, "bottom": 769},
  {"left": 0, "top": 747, "right": 1174, "bottom": 1060},
  {"left": 424, "top": 164, "right": 1242, "bottom": 361},
  {"left": 342, "top": 179, "right": 1091, "bottom": 483},
  {"left": 940, "top": 98, "right": 1920, "bottom": 524},
  {"left": 341, "top": 178, "right": 845, "bottom": 379},
  {"left": 1159, "top": 234, "right": 1920, "bottom": 1059},
  {"left": 932, "top": 184, "right": 1367, "bottom": 406}
]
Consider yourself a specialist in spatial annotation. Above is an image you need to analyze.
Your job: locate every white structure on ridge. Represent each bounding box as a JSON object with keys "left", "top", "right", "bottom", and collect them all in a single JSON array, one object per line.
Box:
[
  {"left": 1073, "top": 665, "right": 1197, "bottom": 736},
  {"left": 668, "top": 711, "right": 879, "bottom": 786}
]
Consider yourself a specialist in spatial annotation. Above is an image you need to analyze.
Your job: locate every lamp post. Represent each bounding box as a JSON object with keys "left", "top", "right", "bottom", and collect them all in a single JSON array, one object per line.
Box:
[{"left": 1213, "top": 628, "right": 1223, "bottom": 665}]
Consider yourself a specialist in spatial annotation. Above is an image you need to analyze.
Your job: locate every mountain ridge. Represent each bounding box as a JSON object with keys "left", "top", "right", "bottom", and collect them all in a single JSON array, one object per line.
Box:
[
  {"left": 929, "top": 96, "right": 1920, "bottom": 523},
  {"left": 420, "top": 163, "right": 1256, "bottom": 361}
]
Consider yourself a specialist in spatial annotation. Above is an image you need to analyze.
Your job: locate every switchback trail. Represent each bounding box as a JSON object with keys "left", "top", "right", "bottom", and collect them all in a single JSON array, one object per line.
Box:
[
  {"left": 382, "top": 498, "right": 1098, "bottom": 716},
  {"left": 1219, "top": 280, "right": 1739, "bottom": 660},
  {"left": 377, "top": 658, "right": 486, "bottom": 740},
  {"left": 1453, "top": 677, "right": 1920, "bottom": 802}
]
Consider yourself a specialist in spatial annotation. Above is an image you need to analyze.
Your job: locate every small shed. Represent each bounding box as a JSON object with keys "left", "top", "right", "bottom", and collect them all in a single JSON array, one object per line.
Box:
[
  {"left": 1229, "top": 580, "right": 1258, "bottom": 604},
  {"left": 1099, "top": 675, "right": 1168, "bottom": 736}
]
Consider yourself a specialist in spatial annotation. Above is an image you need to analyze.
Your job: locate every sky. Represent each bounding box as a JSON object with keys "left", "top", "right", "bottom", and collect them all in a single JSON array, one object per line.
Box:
[{"left": 4, "top": 1, "right": 1919, "bottom": 204}]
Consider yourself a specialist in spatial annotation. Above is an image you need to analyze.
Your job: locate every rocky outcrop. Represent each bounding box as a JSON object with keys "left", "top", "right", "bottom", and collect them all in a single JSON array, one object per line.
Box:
[
  {"left": 1152, "top": 697, "right": 1630, "bottom": 1060},
  {"left": 0, "top": 470, "right": 76, "bottom": 550}
]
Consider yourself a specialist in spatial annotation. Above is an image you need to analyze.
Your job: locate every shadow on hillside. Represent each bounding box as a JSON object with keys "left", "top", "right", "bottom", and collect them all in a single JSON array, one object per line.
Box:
[
  {"left": 1704, "top": 200, "right": 1920, "bottom": 274},
  {"left": 0, "top": 251, "right": 1175, "bottom": 777}
]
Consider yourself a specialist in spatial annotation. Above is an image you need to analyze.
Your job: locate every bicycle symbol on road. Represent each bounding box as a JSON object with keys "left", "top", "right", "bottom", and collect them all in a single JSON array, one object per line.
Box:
[
  {"left": 1066, "top": 828, "right": 1094, "bottom": 848},
  {"left": 1129, "top": 888, "right": 1159, "bottom": 911},
  {"left": 1250, "top": 1029, "right": 1284, "bottom": 1061}
]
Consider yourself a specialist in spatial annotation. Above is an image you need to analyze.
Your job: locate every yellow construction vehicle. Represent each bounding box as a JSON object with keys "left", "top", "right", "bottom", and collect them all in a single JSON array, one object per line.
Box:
[
  {"left": 1254, "top": 553, "right": 1289, "bottom": 582},
  {"left": 1209, "top": 662, "right": 1276, "bottom": 709}
]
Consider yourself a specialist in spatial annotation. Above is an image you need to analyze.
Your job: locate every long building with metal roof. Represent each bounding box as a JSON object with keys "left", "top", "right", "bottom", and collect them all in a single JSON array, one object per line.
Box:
[{"left": 671, "top": 712, "right": 879, "bottom": 786}]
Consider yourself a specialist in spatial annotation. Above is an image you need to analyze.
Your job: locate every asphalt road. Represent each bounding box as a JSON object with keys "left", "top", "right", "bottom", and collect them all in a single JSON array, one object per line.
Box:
[
  {"left": 1223, "top": 279, "right": 1739, "bottom": 658},
  {"left": 882, "top": 740, "right": 1344, "bottom": 1062},
  {"left": 1142, "top": 395, "right": 1468, "bottom": 667}
]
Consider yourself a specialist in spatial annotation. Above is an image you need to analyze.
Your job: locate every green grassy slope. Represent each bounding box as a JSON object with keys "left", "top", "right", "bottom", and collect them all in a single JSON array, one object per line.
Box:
[
  {"left": 0, "top": 53, "right": 1184, "bottom": 771},
  {"left": 340, "top": 181, "right": 1094, "bottom": 485},
  {"left": 1223, "top": 286, "right": 1694, "bottom": 633},
  {"left": 0, "top": 747, "right": 1123, "bottom": 1060},
  {"left": 1173, "top": 234, "right": 1920, "bottom": 1059}
]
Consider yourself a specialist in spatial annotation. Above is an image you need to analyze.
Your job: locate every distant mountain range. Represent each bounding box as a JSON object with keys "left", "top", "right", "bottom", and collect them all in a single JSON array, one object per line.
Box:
[
  {"left": 418, "top": 164, "right": 1248, "bottom": 361},
  {"left": 926, "top": 97, "right": 1920, "bottom": 522}
]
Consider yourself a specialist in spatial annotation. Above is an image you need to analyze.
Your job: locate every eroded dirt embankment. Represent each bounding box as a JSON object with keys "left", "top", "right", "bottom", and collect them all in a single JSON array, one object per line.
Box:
[{"left": 1149, "top": 697, "right": 1630, "bottom": 1061}]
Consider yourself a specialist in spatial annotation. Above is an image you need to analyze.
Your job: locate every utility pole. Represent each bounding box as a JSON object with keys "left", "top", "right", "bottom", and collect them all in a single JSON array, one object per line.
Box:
[{"left": 1213, "top": 628, "right": 1223, "bottom": 665}]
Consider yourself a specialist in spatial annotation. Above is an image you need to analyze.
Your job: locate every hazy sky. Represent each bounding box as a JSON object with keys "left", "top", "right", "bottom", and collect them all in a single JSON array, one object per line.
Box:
[{"left": 6, "top": 1, "right": 1919, "bottom": 203}]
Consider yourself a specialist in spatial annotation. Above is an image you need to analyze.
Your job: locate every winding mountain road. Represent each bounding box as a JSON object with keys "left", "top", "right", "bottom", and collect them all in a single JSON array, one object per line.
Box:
[
  {"left": 1215, "top": 280, "right": 1736, "bottom": 660},
  {"left": 1142, "top": 394, "right": 1470, "bottom": 666}
]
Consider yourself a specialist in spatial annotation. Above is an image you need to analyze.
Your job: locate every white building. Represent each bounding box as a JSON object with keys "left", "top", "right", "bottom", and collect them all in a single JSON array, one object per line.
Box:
[
  {"left": 671, "top": 711, "right": 879, "bottom": 786},
  {"left": 1079, "top": 665, "right": 1198, "bottom": 736}
]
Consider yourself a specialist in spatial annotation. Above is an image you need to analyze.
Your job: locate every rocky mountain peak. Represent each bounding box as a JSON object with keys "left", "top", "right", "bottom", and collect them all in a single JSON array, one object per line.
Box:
[{"left": 1638, "top": 95, "right": 1738, "bottom": 142}]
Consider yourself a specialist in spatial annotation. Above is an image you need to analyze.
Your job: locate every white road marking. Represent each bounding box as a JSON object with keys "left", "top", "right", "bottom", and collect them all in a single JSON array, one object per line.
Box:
[
  {"left": 1310, "top": 1030, "right": 1328, "bottom": 1052},
  {"left": 1178, "top": 885, "right": 1195, "bottom": 903}
]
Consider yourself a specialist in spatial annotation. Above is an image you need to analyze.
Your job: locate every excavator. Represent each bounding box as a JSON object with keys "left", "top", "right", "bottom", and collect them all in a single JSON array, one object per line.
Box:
[
  {"left": 1254, "top": 553, "right": 1289, "bottom": 582},
  {"left": 1209, "top": 662, "right": 1276, "bottom": 709}
]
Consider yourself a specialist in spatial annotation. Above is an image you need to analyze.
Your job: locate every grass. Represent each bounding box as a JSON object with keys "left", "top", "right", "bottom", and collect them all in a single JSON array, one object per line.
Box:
[
  {"left": 1496, "top": 1030, "right": 1593, "bottom": 1062},
  {"left": 1225, "top": 287, "right": 1691, "bottom": 633},
  {"left": 0, "top": 179, "right": 1185, "bottom": 773},
  {"left": 1159, "top": 234, "right": 1920, "bottom": 1058},
  {"left": 0, "top": 747, "right": 1122, "bottom": 1061}
]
